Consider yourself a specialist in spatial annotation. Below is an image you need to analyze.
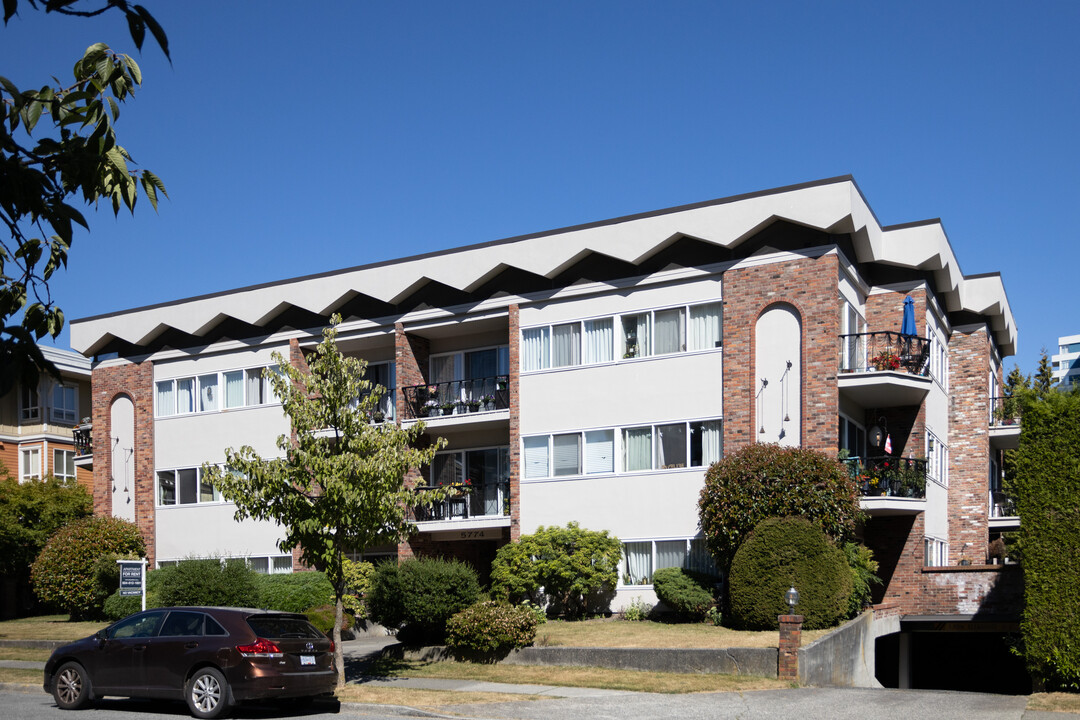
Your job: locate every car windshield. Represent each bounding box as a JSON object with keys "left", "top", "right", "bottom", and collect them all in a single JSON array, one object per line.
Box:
[{"left": 245, "top": 616, "right": 324, "bottom": 639}]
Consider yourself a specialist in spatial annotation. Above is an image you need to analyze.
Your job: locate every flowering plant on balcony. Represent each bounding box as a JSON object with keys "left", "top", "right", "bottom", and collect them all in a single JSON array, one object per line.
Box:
[{"left": 872, "top": 351, "right": 901, "bottom": 371}]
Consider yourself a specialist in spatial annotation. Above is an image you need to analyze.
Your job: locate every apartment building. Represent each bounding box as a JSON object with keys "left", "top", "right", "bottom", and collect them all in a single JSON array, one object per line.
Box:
[
  {"left": 0, "top": 346, "right": 93, "bottom": 491},
  {"left": 1052, "top": 333, "right": 1080, "bottom": 389},
  {"left": 69, "top": 176, "right": 1020, "bottom": 629}
]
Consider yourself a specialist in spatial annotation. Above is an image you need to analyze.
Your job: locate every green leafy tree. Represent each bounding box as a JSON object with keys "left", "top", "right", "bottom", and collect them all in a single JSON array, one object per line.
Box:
[
  {"left": 1, "top": 0, "right": 168, "bottom": 395},
  {"left": 698, "top": 443, "right": 861, "bottom": 571},
  {"left": 490, "top": 522, "right": 622, "bottom": 619},
  {"left": 0, "top": 471, "right": 91, "bottom": 615},
  {"left": 1034, "top": 349, "right": 1055, "bottom": 397},
  {"left": 1010, "top": 386, "right": 1080, "bottom": 689},
  {"left": 201, "top": 316, "right": 451, "bottom": 686}
]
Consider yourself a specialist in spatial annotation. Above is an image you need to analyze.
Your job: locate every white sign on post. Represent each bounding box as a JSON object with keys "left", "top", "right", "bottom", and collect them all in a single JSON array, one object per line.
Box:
[{"left": 117, "top": 559, "right": 148, "bottom": 611}]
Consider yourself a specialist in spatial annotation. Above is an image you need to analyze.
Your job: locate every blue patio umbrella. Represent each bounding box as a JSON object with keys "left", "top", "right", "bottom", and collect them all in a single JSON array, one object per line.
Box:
[{"left": 900, "top": 296, "right": 916, "bottom": 336}]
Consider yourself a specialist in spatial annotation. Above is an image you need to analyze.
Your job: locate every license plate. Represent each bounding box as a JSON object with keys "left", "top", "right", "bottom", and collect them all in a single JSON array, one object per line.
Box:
[{"left": 300, "top": 655, "right": 315, "bottom": 666}]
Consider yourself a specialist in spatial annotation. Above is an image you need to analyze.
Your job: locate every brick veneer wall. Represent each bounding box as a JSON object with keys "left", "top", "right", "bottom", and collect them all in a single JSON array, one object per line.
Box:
[
  {"left": 948, "top": 327, "right": 992, "bottom": 565},
  {"left": 287, "top": 339, "right": 314, "bottom": 572},
  {"left": 91, "top": 361, "right": 156, "bottom": 565},
  {"left": 722, "top": 254, "right": 841, "bottom": 454},
  {"left": 508, "top": 303, "right": 521, "bottom": 542}
]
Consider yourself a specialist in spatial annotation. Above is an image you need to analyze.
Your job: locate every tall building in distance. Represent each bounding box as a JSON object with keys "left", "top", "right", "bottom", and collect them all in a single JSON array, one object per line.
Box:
[{"left": 1051, "top": 333, "right": 1080, "bottom": 388}]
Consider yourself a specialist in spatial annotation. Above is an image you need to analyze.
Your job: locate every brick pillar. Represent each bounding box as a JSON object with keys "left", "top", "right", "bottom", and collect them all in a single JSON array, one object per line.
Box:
[
  {"left": 948, "top": 327, "right": 992, "bottom": 564},
  {"left": 91, "top": 361, "right": 156, "bottom": 566},
  {"left": 508, "top": 304, "right": 521, "bottom": 541},
  {"left": 395, "top": 322, "right": 429, "bottom": 420},
  {"left": 778, "top": 614, "right": 804, "bottom": 681}
]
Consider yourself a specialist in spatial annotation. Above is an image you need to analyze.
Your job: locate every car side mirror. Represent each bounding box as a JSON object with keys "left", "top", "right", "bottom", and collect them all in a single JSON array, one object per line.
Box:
[{"left": 95, "top": 629, "right": 108, "bottom": 645}]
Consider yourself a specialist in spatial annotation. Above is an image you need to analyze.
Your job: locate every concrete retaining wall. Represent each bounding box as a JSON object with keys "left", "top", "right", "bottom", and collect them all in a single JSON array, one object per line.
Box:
[{"left": 799, "top": 610, "right": 888, "bottom": 688}]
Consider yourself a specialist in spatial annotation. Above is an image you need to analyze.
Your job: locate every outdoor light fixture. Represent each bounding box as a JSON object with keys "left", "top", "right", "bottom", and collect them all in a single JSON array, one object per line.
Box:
[{"left": 785, "top": 586, "right": 799, "bottom": 612}]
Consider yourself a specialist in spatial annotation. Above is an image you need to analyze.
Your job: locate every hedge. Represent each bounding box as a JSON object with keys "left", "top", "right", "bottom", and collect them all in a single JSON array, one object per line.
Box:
[
  {"left": 366, "top": 557, "right": 479, "bottom": 643},
  {"left": 652, "top": 567, "right": 716, "bottom": 621}
]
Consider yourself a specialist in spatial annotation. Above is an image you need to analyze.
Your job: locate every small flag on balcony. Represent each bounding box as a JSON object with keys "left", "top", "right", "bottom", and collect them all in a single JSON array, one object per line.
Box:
[{"left": 884, "top": 434, "right": 892, "bottom": 454}]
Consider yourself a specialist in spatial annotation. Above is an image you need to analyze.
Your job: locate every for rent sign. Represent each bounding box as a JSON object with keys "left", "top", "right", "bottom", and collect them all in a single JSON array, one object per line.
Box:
[{"left": 117, "top": 559, "right": 148, "bottom": 611}]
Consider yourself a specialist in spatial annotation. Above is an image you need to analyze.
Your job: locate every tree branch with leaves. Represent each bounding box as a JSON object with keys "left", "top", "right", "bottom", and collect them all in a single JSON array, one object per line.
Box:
[{"left": 202, "top": 317, "right": 453, "bottom": 686}]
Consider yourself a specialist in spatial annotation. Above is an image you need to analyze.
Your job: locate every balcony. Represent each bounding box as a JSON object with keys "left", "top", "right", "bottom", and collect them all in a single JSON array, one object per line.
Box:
[
  {"left": 73, "top": 422, "right": 93, "bottom": 469},
  {"left": 402, "top": 376, "right": 510, "bottom": 422},
  {"left": 837, "top": 332, "right": 933, "bottom": 408},
  {"left": 412, "top": 480, "right": 511, "bottom": 536},
  {"left": 844, "top": 455, "right": 927, "bottom": 515},
  {"left": 989, "top": 489, "right": 1019, "bottom": 531},
  {"left": 989, "top": 396, "right": 1021, "bottom": 450}
]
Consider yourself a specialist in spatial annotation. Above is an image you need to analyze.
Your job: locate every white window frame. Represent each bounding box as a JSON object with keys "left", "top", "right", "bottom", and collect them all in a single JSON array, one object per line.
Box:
[
  {"left": 620, "top": 537, "right": 720, "bottom": 586},
  {"left": 20, "top": 383, "right": 41, "bottom": 422},
  {"left": 50, "top": 384, "right": 78, "bottom": 424},
  {"left": 156, "top": 366, "right": 278, "bottom": 418},
  {"left": 924, "top": 537, "right": 948, "bottom": 567},
  {"left": 20, "top": 445, "right": 42, "bottom": 481},
  {"left": 53, "top": 448, "right": 76, "bottom": 481},
  {"left": 926, "top": 432, "right": 948, "bottom": 487},
  {"left": 521, "top": 300, "right": 722, "bottom": 373},
  {"left": 156, "top": 466, "right": 224, "bottom": 507}
]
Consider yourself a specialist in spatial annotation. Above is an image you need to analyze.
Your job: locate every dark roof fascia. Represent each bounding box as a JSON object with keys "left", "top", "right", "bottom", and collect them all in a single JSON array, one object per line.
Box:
[{"left": 71, "top": 175, "right": 858, "bottom": 326}]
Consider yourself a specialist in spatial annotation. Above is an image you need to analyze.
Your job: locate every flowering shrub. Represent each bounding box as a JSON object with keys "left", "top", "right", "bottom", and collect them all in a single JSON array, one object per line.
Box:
[
  {"left": 31, "top": 516, "right": 145, "bottom": 620},
  {"left": 446, "top": 601, "right": 538, "bottom": 654},
  {"left": 872, "top": 351, "right": 901, "bottom": 371}
]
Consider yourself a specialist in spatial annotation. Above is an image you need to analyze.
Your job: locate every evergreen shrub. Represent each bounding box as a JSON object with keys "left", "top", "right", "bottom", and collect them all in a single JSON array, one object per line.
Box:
[
  {"left": 30, "top": 516, "right": 145, "bottom": 619},
  {"left": 446, "top": 601, "right": 538, "bottom": 655},
  {"left": 305, "top": 604, "right": 356, "bottom": 635},
  {"left": 728, "top": 517, "right": 852, "bottom": 630},
  {"left": 155, "top": 558, "right": 259, "bottom": 608},
  {"left": 490, "top": 522, "right": 621, "bottom": 619},
  {"left": 366, "top": 557, "right": 480, "bottom": 643},
  {"left": 254, "top": 571, "right": 334, "bottom": 613},
  {"left": 652, "top": 567, "right": 716, "bottom": 621}
]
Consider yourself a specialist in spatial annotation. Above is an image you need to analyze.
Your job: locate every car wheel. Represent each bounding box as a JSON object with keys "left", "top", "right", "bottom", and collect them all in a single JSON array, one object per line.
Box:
[
  {"left": 52, "top": 661, "right": 93, "bottom": 710},
  {"left": 184, "top": 667, "right": 231, "bottom": 719}
]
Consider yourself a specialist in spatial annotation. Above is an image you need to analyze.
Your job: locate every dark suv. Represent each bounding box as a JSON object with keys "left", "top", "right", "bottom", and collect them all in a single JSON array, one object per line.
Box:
[{"left": 43, "top": 607, "right": 336, "bottom": 719}]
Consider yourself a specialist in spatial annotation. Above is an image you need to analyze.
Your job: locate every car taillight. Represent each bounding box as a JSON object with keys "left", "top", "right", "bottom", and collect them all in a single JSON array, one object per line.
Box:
[
  {"left": 236, "top": 638, "right": 283, "bottom": 657},
  {"left": 328, "top": 639, "right": 335, "bottom": 653}
]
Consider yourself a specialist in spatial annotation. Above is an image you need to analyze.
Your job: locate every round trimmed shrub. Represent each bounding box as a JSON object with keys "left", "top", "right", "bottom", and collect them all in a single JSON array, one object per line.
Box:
[
  {"left": 305, "top": 604, "right": 356, "bottom": 635},
  {"left": 698, "top": 444, "right": 861, "bottom": 570},
  {"left": 31, "top": 516, "right": 145, "bottom": 620},
  {"left": 652, "top": 568, "right": 716, "bottom": 621},
  {"left": 446, "top": 601, "right": 538, "bottom": 655},
  {"left": 255, "top": 571, "right": 334, "bottom": 613},
  {"left": 728, "top": 517, "right": 852, "bottom": 630},
  {"left": 155, "top": 558, "right": 259, "bottom": 608},
  {"left": 367, "top": 557, "right": 480, "bottom": 643}
]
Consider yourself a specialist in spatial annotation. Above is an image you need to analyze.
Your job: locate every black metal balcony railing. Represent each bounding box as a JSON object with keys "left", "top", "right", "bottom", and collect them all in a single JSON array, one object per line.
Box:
[
  {"left": 353, "top": 390, "right": 395, "bottom": 423},
  {"left": 74, "top": 424, "right": 93, "bottom": 456},
  {"left": 843, "top": 456, "right": 927, "bottom": 498},
  {"left": 989, "top": 396, "right": 1022, "bottom": 427},
  {"left": 838, "top": 331, "right": 931, "bottom": 376},
  {"left": 990, "top": 490, "right": 1017, "bottom": 518},
  {"left": 402, "top": 375, "right": 510, "bottom": 420},
  {"left": 412, "top": 480, "right": 511, "bottom": 522}
]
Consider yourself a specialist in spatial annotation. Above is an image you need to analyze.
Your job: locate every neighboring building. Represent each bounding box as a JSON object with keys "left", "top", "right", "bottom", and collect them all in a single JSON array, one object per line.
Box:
[
  {"left": 0, "top": 346, "right": 93, "bottom": 490},
  {"left": 70, "top": 176, "right": 1022, "bottom": 685},
  {"left": 1051, "top": 333, "right": 1080, "bottom": 388}
]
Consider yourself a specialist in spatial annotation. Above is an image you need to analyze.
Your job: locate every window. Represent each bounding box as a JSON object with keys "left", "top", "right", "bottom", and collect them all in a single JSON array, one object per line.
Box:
[
  {"left": 583, "top": 318, "right": 613, "bottom": 363},
  {"left": 51, "top": 384, "right": 78, "bottom": 424},
  {"left": 224, "top": 370, "right": 244, "bottom": 408},
  {"left": 426, "top": 447, "right": 509, "bottom": 519},
  {"left": 20, "top": 383, "right": 40, "bottom": 421},
  {"left": 623, "top": 427, "right": 653, "bottom": 471},
  {"left": 157, "top": 467, "right": 221, "bottom": 506},
  {"left": 840, "top": 301, "right": 866, "bottom": 371},
  {"left": 198, "top": 374, "right": 218, "bottom": 412},
  {"left": 927, "top": 433, "right": 948, "bottom": 486},
  {"left": 522, "top": 328, "right": 550, "bottom": 371},
  {"left": 552, "top": 323, "right": 581, "bottom": 368},
  {"left": 838, "top": 415, "right": 865, "bottom": 460},
  {"left": 524, "top": 419, "right": 722, "bottom": 479},
  {"left": 621, "top": 538, "right": 721, "bottom": 585},
  {"left": 653, "top": 308, "right": 685, "bottom": 355},
  {"left": 924, "top": 537, "right": 947, "bottom": 567},
  {"left": 20, "top": 447, "right": 41, "bottom": 481},
  {"left": 620, "top": 313, "right": 649, "bottom": 359},
  {"left": 688, "top": 303, "right": 722, "bottom": 351},
  {"left": 245, "top": 368, "right": 266, "bottom": 405},
  {"left": 53, "top": 449, "right": 76, "bottom": 481},
  {"left": 157, "top": 366, "right": 277, "bottom": 417}
]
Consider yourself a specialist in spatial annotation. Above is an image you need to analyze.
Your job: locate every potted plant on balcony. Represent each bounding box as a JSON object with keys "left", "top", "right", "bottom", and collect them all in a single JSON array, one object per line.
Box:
[
  {"left": 466, "top": 398, "right": 482, "bottom": 413},
  {"left": 481, "top": 393, "right": 496, "bottom": 411},
  {"left": 439, "top": 401, "right": 457, "bottom": 416},
  {"left": 370, "top": 410, "right": 385, "bottom": 423},
  {"left": 872, "top": 351, "right": 901, "bottom": 371},
  {"left": 423, "top": 399, "right": 440, "bottom": 417}
]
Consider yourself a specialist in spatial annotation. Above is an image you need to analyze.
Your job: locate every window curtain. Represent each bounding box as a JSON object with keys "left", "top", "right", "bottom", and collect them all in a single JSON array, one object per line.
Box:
[
  {"left": 698, "top": 420, "right": 722, "bottom": 465},
  {"left": 656, "top": 540, "right": 686, "bottom": 570},
  {"left": 552, "top": 323, "right": 581, "bottom": 368},
  {"left": 522, "top": 328, "right": 550, "bottom": 371},
  {"left": 199, "top": 375, "right": 218, "bottom": 411},
  {"left": 687, "top": 539, "right": 719, "bottom": 576},
  {"left": 654, "top": 308, "right": 685, "bottom": 354},
  {"left": 245, "top": 369, "right": 264, "bottom": 405},
  {"left": 623, "top": 542, "right": 652, "bottom": 584},
  {"left": 523, "top": 437, "right": 549, "bottom": 478},
  {"left": 552, "top": 433, "right": 581, "bottom": 476},
  {"left": 177, "top": 378, "right": 195, "bottom": 414},
  {"left": 583, "top": 318, "right": 613, "bottom": 363},
  {"left": 689, "top": 303, "right": 722, "bottom": 350},
  {"left": 656, "top": 424, "right": 687, "bottom": 468},
  {"left": 585, "top": 430, "right": 614, "bottom": 474},
  {"left": 224, "top": 371, "right": 244, "bottom": 408},
  {"left": 623, "top": 427, "right": 652, "bottom": 471},
  {"left": 156, "top": 381, "right": 175, "bottom": 416}
]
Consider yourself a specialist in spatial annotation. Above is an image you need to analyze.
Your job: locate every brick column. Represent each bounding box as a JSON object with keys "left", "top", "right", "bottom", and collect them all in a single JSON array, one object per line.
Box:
[
  {"left": 948, "top": 327, "right": 991, "bottom": 564},
  {"left": 778, "top": 614, "right": 804, "bottom": 681},
  {"left": 394, "top": 322, "right": 429, "bottom": 420}
]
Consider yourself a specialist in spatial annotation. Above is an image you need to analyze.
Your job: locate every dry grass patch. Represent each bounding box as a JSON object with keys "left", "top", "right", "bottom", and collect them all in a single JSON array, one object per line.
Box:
[
  {"left": 1028, "top": 692, "right": 1080, "bottom": 714},
  {"left": 372, "top": 658, "right": 786, "bottom": 694},
  {"left": 0, "top": 647, "right": 51, "bottom": 662},
  {"left": 338, "top": 684, "right": 544, "bottom": 708},
  {"left": 0, "top": 668, "right": 42, "bottom": 686},
  {"left": 0, "top": 615, "right": 103, "bottom": 642},
  {"left": 534, "top": 618, "right": 830, "bottom": 649}
]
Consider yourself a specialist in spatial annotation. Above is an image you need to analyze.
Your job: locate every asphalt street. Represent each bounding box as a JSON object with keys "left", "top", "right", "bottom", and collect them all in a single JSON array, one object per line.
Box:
[{"left": 2, "top": 687, "right": 1067, "bottom": 720}]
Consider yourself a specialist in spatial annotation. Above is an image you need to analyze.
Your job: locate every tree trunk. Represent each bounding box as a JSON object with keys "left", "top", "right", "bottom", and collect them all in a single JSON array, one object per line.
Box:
[{"left": 333, "top": 594, "right": 345, "bottom": 687}]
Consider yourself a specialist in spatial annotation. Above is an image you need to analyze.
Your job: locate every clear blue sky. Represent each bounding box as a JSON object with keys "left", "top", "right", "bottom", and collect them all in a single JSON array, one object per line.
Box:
[{"left": 3, "top": 1, "right": 1076, "bottom": 374}]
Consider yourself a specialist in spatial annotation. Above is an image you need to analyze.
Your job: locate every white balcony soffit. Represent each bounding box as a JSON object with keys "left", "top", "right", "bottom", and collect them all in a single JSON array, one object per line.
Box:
[{"left": 70, "top": 176, "right": 1017, "bottom": 358}]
